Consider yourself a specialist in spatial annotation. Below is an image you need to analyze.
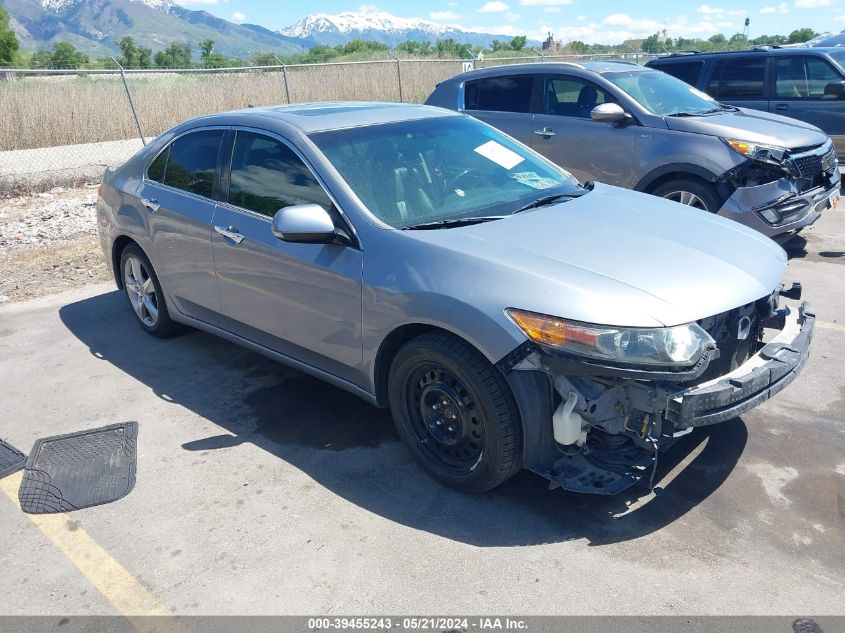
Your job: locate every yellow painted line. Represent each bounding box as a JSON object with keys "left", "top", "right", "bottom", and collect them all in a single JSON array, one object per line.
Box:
[
  {"left": 817, "top": 321, "right": 845, "bottom": 334},
  {"left": 0, "top": 472, "right": 189, "bottom": 632}
]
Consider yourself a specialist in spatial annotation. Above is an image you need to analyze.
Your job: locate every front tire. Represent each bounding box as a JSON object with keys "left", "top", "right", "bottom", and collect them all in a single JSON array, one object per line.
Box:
[
  {"left": 119, "top": 244, "right": 179, "bottom": 338},
  {"left": 388, "top": 332, "right": 521, "bottom": 493},
  {"left": 651, "top": 177, "right": 722, "bottom": 212}
]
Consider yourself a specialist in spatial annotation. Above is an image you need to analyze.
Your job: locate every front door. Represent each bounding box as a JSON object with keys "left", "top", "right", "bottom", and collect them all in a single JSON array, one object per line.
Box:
[
  {"left": 211, "top": 130, "right": 364, "bottom": 384},
  {"left": 530, "top": 75, "right": 637, "bottom": 187}
]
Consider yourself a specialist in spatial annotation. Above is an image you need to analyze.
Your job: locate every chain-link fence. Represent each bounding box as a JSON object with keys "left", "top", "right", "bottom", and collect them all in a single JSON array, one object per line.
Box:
[{"left": 0, "top": 52, "right": 658, "bottom": 195}]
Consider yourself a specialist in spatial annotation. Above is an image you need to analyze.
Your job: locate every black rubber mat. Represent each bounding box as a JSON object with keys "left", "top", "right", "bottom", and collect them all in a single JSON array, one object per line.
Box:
[
  {"left": 19, "top": 422, "right": 138, "bottom": 514},
  {"left": 0, "top": 439, "right": 26, "bottom": 479}
]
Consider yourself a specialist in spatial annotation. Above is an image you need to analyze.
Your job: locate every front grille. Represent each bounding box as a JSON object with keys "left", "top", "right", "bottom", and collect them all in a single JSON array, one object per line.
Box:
[
  {"left": 792, "top": 152, "right": 822, "bottom": 179},
  {"left": 790, "top": 143, "right": 836, "bottom": 179}
]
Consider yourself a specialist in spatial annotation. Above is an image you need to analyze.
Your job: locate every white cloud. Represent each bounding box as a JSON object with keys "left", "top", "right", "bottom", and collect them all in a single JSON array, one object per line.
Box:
[
  {"left": 602, "top": 13, "right": 633, "bottom": 25},
  {"left": 479, "top": 1, "right": 509, "bottom": 11},
  {"left": 358, "top": 3, "right": 379, "bottom": 11},
  {"left": 430, "top": 10, "right": 460, "bottom": 20},
  {"left": 518, "top": 0, "right": 573, "bottom": 6},
  {"left": 178, "top": 0, "right": 227, "bottom": 4},
  {"left": 230, "top": 10, "right": 245, "bottom": 22},
  {"left": 505, "top": 11, "right": 521, "bottom": 20},
  {"left": 760, "top": 2, "right": 789, "bottom": 12},
  {"left": 795, "top": 0, "right": 831, "bottom": 6}
]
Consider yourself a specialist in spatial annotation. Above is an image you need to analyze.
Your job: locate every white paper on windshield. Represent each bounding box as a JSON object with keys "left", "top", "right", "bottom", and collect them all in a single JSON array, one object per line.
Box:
[
  {"left": 511, "top": 171, "right": 558, "bottom": 190},
  {"left": 473, "top": 140, "right": 524, "bottom": 170}
]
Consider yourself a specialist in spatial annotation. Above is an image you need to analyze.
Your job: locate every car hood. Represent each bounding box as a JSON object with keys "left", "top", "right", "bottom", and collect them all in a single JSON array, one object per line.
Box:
[
  {"left": 664, "top": 107, "right": 828, "bottom": 149},
  {"left": 407, "top": 184, "right": 786, "bottom": 327}
]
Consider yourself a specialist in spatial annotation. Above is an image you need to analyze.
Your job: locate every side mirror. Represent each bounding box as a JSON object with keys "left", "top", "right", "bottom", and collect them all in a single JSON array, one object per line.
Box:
[
  {"left": 823, "top": 80, "right": 845, "bottom": 98},
  {"left": 591, "top": 102, "right": 629, "bottom": 123},
  {"left": 271, "top": 204, "right": 350, "bottom": 245}
]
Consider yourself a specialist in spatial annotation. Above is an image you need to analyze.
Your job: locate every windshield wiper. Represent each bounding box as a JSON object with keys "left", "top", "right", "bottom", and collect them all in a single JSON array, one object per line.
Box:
[
  {"left": 512, "top": 193, "right": 583, "bottom": 214},
  {"left": 668, "top": 107, "right": 726, "bottom": 117},
  {"left": 400, "top": 216, "right": 507, "bottom": 230}
]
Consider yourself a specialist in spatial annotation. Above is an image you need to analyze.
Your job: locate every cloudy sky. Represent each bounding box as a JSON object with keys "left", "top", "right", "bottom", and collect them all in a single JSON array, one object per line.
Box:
[{"left": 178, "top": 0, "right": 841, "bottom": 43}]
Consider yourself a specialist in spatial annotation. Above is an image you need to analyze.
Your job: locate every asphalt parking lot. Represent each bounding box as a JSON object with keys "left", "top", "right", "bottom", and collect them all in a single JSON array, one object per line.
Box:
[{"left": 1, "top": 210, "right": 844, "bottom": 617}]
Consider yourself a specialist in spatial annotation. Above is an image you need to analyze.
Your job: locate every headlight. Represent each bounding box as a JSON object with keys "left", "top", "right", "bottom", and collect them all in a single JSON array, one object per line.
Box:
[
  {"left": 724, "top": 138, "right": 787, "bottom": 165},
  {"left": 506, "top": 309, "right": 715, "bottom": 367}
]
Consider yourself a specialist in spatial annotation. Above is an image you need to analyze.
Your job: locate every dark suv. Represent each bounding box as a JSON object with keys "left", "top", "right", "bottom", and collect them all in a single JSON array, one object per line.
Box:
[{"left": 647, "top": 48, "right": 845, "bottom": 161}]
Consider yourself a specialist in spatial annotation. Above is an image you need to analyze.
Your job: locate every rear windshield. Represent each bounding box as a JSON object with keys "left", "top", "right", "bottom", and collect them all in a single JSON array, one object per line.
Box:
[{"left": 649, "top": 61, "right": 703, "bottom": 86}]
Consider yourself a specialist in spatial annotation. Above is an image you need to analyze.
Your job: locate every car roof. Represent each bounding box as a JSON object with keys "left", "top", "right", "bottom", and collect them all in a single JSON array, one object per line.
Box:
[
  {"left": 452, "top": 60, "right": 647, "bottom": 81},
  {"left": 651, "top": 47, "right": 845, "bottom": 62},
  {"left": 185, "top": 102, "right": 460, "bottom": 134}
]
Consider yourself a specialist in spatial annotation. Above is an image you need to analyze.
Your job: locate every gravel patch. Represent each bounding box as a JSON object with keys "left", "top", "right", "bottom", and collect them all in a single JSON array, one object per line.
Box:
[{"left": 0, "top": 186, "right": 111, "bottom": 302}]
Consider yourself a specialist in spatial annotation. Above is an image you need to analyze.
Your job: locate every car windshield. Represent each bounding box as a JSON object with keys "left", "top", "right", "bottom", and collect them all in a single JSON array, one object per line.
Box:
[
  {"left": 308, "top": 116, "right": 583, "bottom": 229},
  {"left": 603, "top": 69, "right": 722, "bottom": 116}
]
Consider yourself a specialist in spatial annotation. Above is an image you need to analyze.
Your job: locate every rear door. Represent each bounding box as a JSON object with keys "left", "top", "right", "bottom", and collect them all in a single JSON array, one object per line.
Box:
[
  {"left": 211, "top": 129, "right": 364, "bottom": 384},
  {"left": 706, "top": 55, "right": 769, "bottom": 113},
  {"left": 529, "top": 74, "right": 637, "bottom": 186},
  {"left": 769, "top": 55, "right": 845, "bottom": 153},
  {"left": 462, "top": 74, "right": 536, "bottom": 144},
  {"left": 136, "top": 128, "right": 225, "bottom": 321}
]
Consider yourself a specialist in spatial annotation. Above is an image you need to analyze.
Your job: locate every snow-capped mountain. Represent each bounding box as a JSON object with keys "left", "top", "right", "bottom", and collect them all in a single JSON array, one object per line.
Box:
[
  {"left": 280, "top": 10, "right": 525, "bottom": 48},
  {"left": 7, "top": 0, "right": 304, "bottom": 57}
]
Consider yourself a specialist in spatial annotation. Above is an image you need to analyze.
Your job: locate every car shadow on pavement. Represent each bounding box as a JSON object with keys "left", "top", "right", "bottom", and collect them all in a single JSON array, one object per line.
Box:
[{"left": 60, "top": 290, "right": 747, "bottom": 548}]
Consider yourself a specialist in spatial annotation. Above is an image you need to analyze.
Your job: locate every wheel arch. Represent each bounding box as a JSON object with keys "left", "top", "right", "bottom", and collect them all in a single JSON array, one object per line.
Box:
[
  {"left": 110, "top": 235, "right": 143, "bottom": 289},
  {"left": 634, "top": 163, "right": 720, "bottom": 194}
]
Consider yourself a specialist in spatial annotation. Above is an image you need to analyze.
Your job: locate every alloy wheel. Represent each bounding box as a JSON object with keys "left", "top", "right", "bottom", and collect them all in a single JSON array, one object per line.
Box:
[
  {"left": 662, "top": 190, "right": 708, "bottom": 210},
  {"left": 123, "top": 256, "right": 159, "bottom": 327}
]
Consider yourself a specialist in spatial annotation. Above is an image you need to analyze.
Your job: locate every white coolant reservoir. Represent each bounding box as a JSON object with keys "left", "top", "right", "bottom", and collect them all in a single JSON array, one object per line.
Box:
[{"left": 553, "top": 391, "right": 585, "bottom": 446}]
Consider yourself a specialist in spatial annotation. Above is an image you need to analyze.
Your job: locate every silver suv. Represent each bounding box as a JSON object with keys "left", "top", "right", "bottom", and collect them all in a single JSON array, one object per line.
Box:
[{"left": 426, "top": 61, "right": 840, "bottom": 242}]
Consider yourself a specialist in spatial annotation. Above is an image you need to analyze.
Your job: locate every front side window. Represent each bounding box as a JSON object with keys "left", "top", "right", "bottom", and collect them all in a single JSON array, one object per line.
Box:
[
  {"left": 651, "top": 61, "right": 704, "bottom": 86},
  {"left": 309, "top": 116, "right": 583, "bottom": 229},
  {"left": 227, "top": 131, "right": 333, "bottom": 217},
  {"left": 163, "top": 129, "right": 224, "bottom": 197},
  {"left": 775, "top": 57, "right": 842, "bottom": 98},
  {"left": 543, "top": 77, "right": 613, "bottom": 118},
  {"left": 464, "top": 75, "right": 533, "bottom": 113},
  {"left": 603, "top": 69, "right": 720, "bottom": 116},
  {"left": 708, "top": 58, "right": 767, "bottom": 99}
]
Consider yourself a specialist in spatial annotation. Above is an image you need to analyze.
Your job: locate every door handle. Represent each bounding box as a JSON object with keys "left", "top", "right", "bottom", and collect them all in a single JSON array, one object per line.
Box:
[
  {"left": 141, "top": 198, "right": 160, "bottom": 213},
  {"left": 774, "top": 103, "right": 789, "bottom": 111},
  {"left": 533, "top": 128, "right": 556, "bottom": 137},
  {"left": 214, "top": 225, "right": 245, "bottom": 244}
]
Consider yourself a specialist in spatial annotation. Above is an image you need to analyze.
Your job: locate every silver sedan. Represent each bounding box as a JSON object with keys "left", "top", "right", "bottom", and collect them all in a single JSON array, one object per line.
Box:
[{"left": 97, "top": 103, "right": 813, "bottom": 495}]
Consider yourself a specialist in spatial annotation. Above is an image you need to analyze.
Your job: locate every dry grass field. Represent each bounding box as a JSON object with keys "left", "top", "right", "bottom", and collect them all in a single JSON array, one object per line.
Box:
[{"left": 0, "top": 60, "right": 467, "bottom": 151}]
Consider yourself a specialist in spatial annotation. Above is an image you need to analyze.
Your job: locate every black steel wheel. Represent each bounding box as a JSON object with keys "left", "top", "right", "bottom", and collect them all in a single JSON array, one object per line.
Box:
[{"left": 388, "top": 332, "right": 521, "bottom": 492}]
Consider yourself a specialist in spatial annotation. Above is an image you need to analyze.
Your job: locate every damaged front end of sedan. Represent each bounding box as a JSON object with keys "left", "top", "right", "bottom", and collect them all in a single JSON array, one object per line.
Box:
[
  {"left": 714, "top": 138, "right": 839, "bottom": 242},
  {"left": 499, "top": 284, "right": 814, "bottom": 495}
]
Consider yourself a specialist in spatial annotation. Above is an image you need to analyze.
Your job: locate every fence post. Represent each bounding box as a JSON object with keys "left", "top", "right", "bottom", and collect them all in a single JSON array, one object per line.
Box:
[
  {"left": 273, "top": 55, "right": 291, "bottom": 104},
  {"left": 112, "top": 57, "right": 145, "bottom": 146},
  {"left": 388, "top": 51, "right": 403, "bottom": 103}
]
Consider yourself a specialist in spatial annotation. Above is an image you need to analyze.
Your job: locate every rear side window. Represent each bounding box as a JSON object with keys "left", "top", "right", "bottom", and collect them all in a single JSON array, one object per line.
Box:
[
  {"left": 651, "top": 61, "right": 703, "bottom": 86},
  {"left": 775, "top": 57, "right": 842, "bottom": 98},
  {"left": 465, "top": 75, "right": 533, "bottom": 113},
  {"left": 147, "top": 148, "right": 168, "bottom": 182},
  {"left": 163, "top": 130, "right": 224, "bottom": 198},
  {"left": 227, "top": 131, "right": 333, "bottom": 217},
  {"left": 708, "top": 58, "right": 767, "bottom": 99}
]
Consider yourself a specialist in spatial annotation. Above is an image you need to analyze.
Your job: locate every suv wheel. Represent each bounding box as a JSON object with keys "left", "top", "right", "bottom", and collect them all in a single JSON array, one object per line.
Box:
[
  {"left": 120, "top": 244, "right": 179, "bottom": 337},
  {"left": 651, "top": 178, "right": 722, "bottom": 212},
  {"left": 388, "top": 332, "right": 521, "bottom": 493}
]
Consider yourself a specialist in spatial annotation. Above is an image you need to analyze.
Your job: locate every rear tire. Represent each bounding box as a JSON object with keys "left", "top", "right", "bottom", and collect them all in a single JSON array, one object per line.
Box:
[
  {"left": 651, "top": 177, "right": 722, "bottom": 212},
  {"left": 388, "top": 332, "right": 521, "bottom": 493},
  {"left": 119, "top": 244, "right": 179, "bottom": 338}
]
